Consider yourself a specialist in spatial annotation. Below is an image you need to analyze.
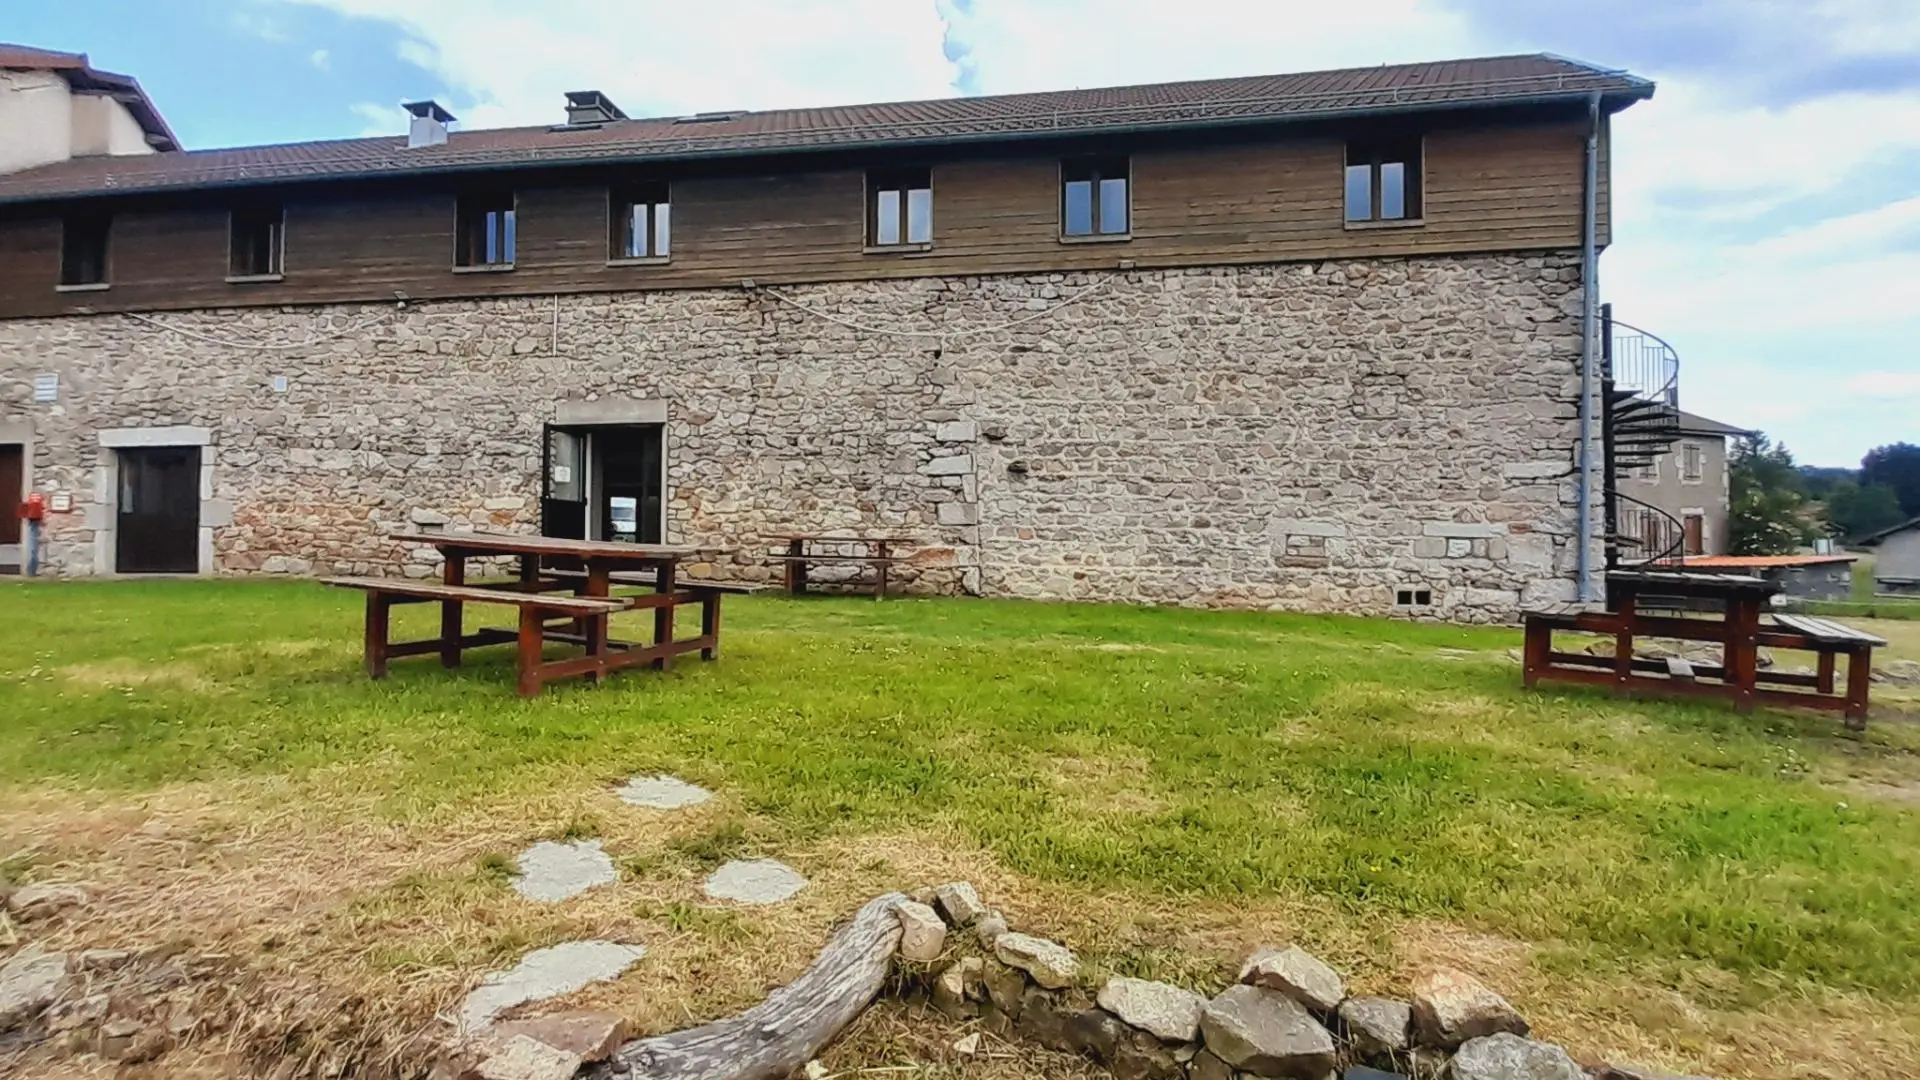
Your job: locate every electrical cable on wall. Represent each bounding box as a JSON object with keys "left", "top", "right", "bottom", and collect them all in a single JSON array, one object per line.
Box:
[
  {"left": 758, "top": 278, "right": 1112, "bottom": 344},
  {"left": 122, "top": 309, "right": 395, "bottom": 351}
]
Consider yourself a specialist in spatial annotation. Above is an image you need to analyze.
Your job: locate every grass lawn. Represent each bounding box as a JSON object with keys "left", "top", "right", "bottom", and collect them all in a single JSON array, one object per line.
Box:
[{"left": 3, "top": 579, "right": 1920, "bottom": 1078}]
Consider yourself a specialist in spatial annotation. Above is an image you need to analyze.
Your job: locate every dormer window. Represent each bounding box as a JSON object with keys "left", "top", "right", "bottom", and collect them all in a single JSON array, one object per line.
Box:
[
  {"left": 610, "top": 183, "right": 670, "bottom": 262},
  {"left": 1061, "top": 157, "right": 1129, "bottom": 239},
  {"left": 454, "top": 191, "right": 515, "bottom": 270},
  {"left": 1345, "top": 137, "right": 1423, "bottom": 224},
  {"left": 58, "top": 213, "right": 110, "bottom": 289},
  {"left": 228, "top": 203, "right": 285, "bottom": 280},
  {"left": 867, "top": 168, "right": 932, "bottom": 248}
]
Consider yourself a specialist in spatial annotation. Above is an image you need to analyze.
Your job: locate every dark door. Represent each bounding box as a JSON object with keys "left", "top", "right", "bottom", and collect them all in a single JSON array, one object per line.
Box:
[
  {"left": 1683, "top": 514, "right": 1706, "bottom": 557},
  {"left": 116, "top": 447, "right": 200, "bottom": 573},
  {"left": 596, "top": 425, "right": 664, "bottom": 544},
  {"left": 0, "top": 445, "right": 20, "bottom": 547},
  {"left": 541, "top": 427, "right": 587, "bottom": 540}
]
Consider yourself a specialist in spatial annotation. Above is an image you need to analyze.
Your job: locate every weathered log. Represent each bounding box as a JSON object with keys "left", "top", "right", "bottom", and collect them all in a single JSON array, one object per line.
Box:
[{"left": 591, "top": 892, "right": 907, "bottom": 1080}]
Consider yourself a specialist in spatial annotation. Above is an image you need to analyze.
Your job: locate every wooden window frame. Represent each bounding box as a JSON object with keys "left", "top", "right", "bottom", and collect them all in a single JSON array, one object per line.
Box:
[
  {"left": 1680, "top": 441, "right": 1706, "bottom": 483},
  {"left": 57, "top": 213, "right": 111, "bottom": 291},
  {"left": 865, "top": 168, "right": 934, "bottom": 251},
  {"left": 1344, "top": 136, "right": 1425, "bottom": 228},
  {"left": 227, "top": 203, "right": 286, "bottom": 283},
  {"left": 454, "top": 191, "right": 517, "bottom": 271},
  {"left": 609, "top": 182, "right": 672, "bottom": 265},
  {"left": 1060, "top": 157, "right": 1131, "bottom": 242}
]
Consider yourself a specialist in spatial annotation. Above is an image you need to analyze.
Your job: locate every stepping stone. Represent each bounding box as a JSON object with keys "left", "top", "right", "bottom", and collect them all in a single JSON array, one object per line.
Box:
[
  {"left": 702, "top": 858, "right": 807, "bottom": 904},
  {"left": 513, "top": 840, "right": 616, "bottom": 903},
  {"left": 458, "top": 940, "right": 646, "bottom": 1033},
  {"left": 616, "top": 774, "right": 713, "bottom": 810}
]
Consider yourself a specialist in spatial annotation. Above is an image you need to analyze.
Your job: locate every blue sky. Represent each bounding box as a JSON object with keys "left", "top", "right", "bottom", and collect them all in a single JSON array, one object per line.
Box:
[{"left": 11, "top": 0, "right": 1918, "bottom": 468}]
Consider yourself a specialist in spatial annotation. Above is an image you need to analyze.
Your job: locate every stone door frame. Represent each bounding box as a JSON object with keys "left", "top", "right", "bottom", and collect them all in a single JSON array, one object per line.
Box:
[
  {"left": 91, "top": 425, "right": 231, "bottom": 575},
  {"left": 0, "top": 421, "right": 31, "bottom": 572}
]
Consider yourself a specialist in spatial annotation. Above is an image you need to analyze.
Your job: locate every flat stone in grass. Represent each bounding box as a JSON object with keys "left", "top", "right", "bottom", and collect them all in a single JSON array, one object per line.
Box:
[
  {"left": 459, "top": 941, "right": 646, "bottom": 1032},
  {"left": 513, "top": 840, "right": 617, "bottom": 903},
  {"left": 993, "top": 932, "right": 1079, "bottom": 989},
  {"left": 702, "top": 858, "right": 807, "bottom": 904},
  {"left": 1, "top": 945, "right": 70, "bottom": 1031},
  {"left": 1199, "top": 984, "right": 1336, "bottom": 1079},
  {"left": 1339, "top": 996, "right": 1412, "bottom": 1058},
  {"left": 1097, "top": 976, "right": 1206, "bottom": 1042},
  {"left": 1448, "top": 1033, "right": 1583, "bottom": 1080},
  {"left": 1411, "top": 968, "right": 1527, "bottom": 1049},
  {"left": 616, "top": 774, "right": 713, "bottom": 810},
  {"left": 1239, "top": 944, "right": 1345, "bottom": 1012}
]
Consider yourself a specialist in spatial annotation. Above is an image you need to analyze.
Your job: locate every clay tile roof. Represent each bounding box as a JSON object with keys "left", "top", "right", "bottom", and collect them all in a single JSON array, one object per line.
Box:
[
  {"left": 1680, "top": 555, "right": 1858, "bottom": 569},
  {"left": 0, "top": 43, "right": 88, "bottom": 69},
  {"left": 0, "top": 52, "right": 1651, "bottom": 205}
]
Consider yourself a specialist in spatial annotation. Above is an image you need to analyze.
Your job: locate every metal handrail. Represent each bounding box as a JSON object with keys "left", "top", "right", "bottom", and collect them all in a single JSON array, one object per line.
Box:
[
  {"left": 1611, "top": 489, "right": 1687, "bottom": 566},
  {"left": 1608, "top": 317, "right": 1680, "bottom": 408}
]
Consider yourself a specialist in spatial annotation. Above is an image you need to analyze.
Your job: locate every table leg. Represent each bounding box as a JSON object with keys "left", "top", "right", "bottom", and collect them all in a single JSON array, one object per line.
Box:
[
  {"left": 701, "top": 590, "right": 721, "bottom": 661},
  {"left": 516, "top": 605, "right": 545, "bottom": 698},
  {"left": 1613, "top": 594, "right": 1637, "bottom": 694},
  {"left": 365, "top": 593, "right": 392, "bottom": 679},
  {"left": 1725, "top": 598, "right": 1759, "bottom": 712},
  {"left": 1845, "top": 645, "right": 1872, "bottom": 730},
  {"left": 584, "top": 562, "right": 610, "bottom": 684},
  {"left": 654, "top": 560, "right": 677, "bottom": 671},
  {"left": 785, "top": 539, "right": 807, "bottom": 595},
  {"left": 1817, "top": 650, "right": 1837, "bottom": 696},
  {"left": 875, "top": 540, "right": 889, "bottom": 600},
  {"left": 519, "top": 552, "right": 540, "bottom": 583},
  {"left": 1522, "top": 617, "right": 1547, "bottom": 688},
  {"left": 440, "top": 552, "right": 465, "bottom": 669}
]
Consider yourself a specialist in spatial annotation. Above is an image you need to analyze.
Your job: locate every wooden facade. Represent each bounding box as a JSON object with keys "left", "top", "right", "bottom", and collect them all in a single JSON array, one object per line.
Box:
[{"left": 0, "top": 109, "right": 1610, "bottom": 319}]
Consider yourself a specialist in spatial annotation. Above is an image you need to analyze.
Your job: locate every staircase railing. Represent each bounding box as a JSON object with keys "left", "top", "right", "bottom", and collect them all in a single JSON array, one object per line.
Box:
[
  {"left": 1600, "top": 304, "right": 1688, "bottom": 577},
  {"left": 1610, "top": 490, "right": 1687, "bottom": 567},
  {"left": 1606, "top": 310, "right": 1680, "bottom": 408}
]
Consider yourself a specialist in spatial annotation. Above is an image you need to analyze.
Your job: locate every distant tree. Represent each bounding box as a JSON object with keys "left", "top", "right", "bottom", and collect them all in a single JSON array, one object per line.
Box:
[
  {"left": 1728, "top": 434, "right": 1818, "bottom": 555},
  {"left": 1861, "top": 442, "right": 1920, "bottom": 517},
  {"left": 1799, "top": 465, "right": 1859, "bottom": 502},
  {"left": 1825, "top": 480, "right": 1907, "bottom": 540}
]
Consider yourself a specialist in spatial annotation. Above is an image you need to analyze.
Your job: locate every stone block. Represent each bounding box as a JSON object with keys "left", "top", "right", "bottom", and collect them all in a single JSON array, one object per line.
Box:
[
  {"left": 1421, "top": 522, "right": 1508, "bottom": 539},
  {"left": 934, "top": 420, "right": 979, "bottom": 442},
  {"left": 1446, "top": 539, "right": 1472, "bottom": 558},
  {"left": 920, "top": 454, "right": 974, "bottom": 476},
  {"left": 1411, "top": 968, "right": 1527, "bottom": 1050},
  {"left": 1269, "top": 519, "right": 1349, "bottom": 538},
  {"left": 938, "top": 502, "right": 979, "bottom": 526}
]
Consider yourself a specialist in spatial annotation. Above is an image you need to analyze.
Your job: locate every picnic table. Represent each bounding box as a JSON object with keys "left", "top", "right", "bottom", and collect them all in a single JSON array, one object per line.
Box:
[
  {"left": 1522, "top": 569, "right": 1886, "bottom": 727},
  {"left": 321, "top": 531, "right": 735, "bottom": 696},
  {"left": 769, "top": 534, "right": 916, "bottom": 598}
]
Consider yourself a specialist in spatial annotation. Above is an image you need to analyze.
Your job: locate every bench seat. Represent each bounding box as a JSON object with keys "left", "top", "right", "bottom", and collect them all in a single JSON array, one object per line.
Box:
[
  {"left": 1771, "top": 613, "right": 1888, "bottom": 647},
  {"left": 320, "top": 576, "right": 626, "bottom": 614}
]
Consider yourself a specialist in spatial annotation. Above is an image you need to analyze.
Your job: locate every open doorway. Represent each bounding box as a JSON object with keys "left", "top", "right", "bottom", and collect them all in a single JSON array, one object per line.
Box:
[
  {"left": 0, "top": 444, "right": 21, "bottom": 573},
  {"left": 541, "top": 424, "right": 664, "bottom": 544},
  {"left": 116, "top": 445, "right": 202, "bottom": 573}
]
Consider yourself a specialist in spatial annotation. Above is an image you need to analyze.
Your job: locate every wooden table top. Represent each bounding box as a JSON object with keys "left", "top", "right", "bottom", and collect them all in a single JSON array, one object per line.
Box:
[
  {"left": 1607, "top": 568, "right": 1781, "bottom": 598},
  {"left": 392, "top": 530, "right": 705, "bottom": 561}
]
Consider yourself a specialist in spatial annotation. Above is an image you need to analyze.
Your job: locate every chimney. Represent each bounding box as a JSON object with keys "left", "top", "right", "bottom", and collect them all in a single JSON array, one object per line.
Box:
[
  {"left": 402, "top": 100, "right": 455, "bottom": 148},
  {"left": 563, "top": 90, "right": 626, "bottom": 127}
]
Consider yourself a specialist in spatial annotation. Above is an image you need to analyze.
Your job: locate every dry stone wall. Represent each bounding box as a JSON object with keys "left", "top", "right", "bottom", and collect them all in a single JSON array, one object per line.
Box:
[{"left": 0, "top": 252, "right": 1587, "bottom": 619}]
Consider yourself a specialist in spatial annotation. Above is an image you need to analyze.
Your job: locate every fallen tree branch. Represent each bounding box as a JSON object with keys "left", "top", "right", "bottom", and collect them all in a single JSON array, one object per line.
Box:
[{"left": 593, "top": 892, "right": 907, "bottom": 1080}]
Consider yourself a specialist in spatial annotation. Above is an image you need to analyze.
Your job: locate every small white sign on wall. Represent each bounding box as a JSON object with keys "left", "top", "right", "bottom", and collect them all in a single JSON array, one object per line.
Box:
[{"left": 32, "top": 373, "right": 58, "bottom": 403}]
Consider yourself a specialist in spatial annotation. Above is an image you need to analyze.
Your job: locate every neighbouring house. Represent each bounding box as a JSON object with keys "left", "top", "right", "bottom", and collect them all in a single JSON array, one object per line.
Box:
[
  {"left": 1674, "top": 554, "right": 1858, "bottom": 604},
  {"left": 1858, "top": 516, "right": 1920, "bottom": 596},
  {"left": 1615, "top": 410, "right": 1750, "bottom": 558},
  {"left": 0, "top": 47, "right": 1663, "bottom": 620}
]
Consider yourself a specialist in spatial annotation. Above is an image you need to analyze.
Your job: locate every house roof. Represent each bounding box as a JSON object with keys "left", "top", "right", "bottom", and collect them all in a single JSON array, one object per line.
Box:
[
  {"left": 1857, "top": 515, "right": 1920, "bottom": 547},
  {"left": 1681, "top": 554, "right": 1858, "bottom": 569},
  {"left": 1674, "top": 410, "right": 1753, "bottom": 438},
  {"left": 0, "top": 42, "right": 180, "bottom": 155},
  {"left": 0, "top": 52, "right": 1651, "bottom": 206}
]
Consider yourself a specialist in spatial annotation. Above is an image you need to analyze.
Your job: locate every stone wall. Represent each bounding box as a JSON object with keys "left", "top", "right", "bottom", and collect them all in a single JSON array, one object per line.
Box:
[{"left": 0, "top": 251, "right": 1588, "bottom": 620}]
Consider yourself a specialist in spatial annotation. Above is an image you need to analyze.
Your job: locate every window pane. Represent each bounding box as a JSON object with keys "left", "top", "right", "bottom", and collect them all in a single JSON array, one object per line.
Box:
[
  {"left": 1345, "top": 164, "right": 1372, "bottom": 221},
  {"left": 875, "top": 188, "right": 901, "bottom": 245},
  {"left": 621, "top": 203, "right": 644, "bottom": 257},
  {"left": 906, "top": 187, "right": 932, "bottom": 244},
  {"left": 1098, "top": 176, "right": 1128, "bottom": 233},
  {"left": 502, "top": 210, "right": 516, "bottom": 262},
  {"left": 1064, "top": 179, "right": 1093, "bottom": 235},
  {"left": 1380, "top": 161, "right": 1406, "bottom": 219},
  {"left": 653, "top": 201, "right": 670, "bottom": 256}
]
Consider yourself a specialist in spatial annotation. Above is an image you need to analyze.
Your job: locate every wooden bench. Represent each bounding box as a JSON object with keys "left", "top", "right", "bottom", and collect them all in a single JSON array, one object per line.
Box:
[
  {"left": 1522, "top": 597, "right": 1887, "bottom": 727},
  {"left": 543, "top": 567, "right": 772, "bottom": 595},
  {"left": 769, "top": 535, "right": 915, "bottom": 598}
]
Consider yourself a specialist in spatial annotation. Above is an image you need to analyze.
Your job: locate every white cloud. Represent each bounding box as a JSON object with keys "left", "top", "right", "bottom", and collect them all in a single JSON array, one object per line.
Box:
[
  {"left": 309, "top": 48, "right": 331, "bottom": 71},
  {"left": 348, "top": 100, "right": 400, "bottom": 137},
  {"left": 272, "top": 0, "right": 1918, "bottom": 464}
]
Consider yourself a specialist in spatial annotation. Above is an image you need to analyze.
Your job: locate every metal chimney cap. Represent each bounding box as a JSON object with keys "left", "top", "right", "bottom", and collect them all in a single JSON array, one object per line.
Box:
[{"left": 402, "top": 100, "right": 457, "bottom": 124}]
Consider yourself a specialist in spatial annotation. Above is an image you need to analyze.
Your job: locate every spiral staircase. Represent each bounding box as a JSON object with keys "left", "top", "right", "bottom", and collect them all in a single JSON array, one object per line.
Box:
[{"left": 1600, "top": 303, "right": 1687, "bottom": 571}]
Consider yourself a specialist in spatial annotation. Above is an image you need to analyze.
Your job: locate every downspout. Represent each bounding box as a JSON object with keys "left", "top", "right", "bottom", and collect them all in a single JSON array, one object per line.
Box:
[{"left": 1575, "top": 91, "right": 1602, "bottom": 604}]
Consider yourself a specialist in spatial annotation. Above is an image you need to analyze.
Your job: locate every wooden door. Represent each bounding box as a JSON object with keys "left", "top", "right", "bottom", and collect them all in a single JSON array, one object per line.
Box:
[
  {"left": 116, "top": 447, "right": 200, "bottom": 573},
  {"left": 1683, "top": 514, "right": 1705, "bottom": 556},
  {"left": 0, "top": 445, "right": 20, "bottom": 546}
]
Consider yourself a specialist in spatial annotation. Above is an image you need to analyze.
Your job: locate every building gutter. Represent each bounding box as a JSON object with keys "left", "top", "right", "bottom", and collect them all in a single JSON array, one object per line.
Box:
[
  {"left": 1575, "top": 91, "right": 1602, "bottom": 604},
  {"left": 0, "top": 85, "right": 1654, "bottom": 207}
]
